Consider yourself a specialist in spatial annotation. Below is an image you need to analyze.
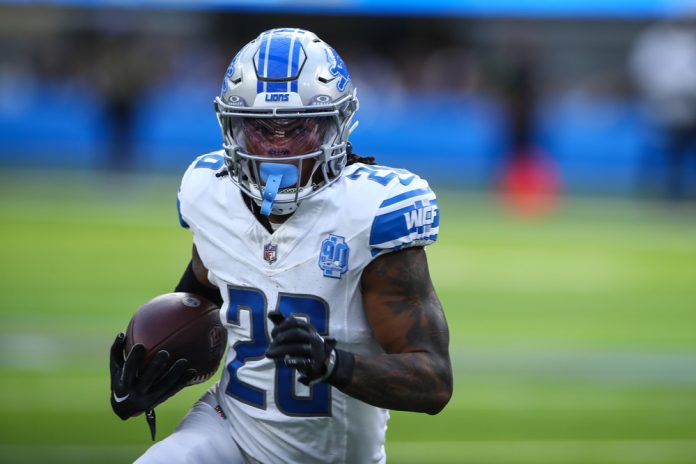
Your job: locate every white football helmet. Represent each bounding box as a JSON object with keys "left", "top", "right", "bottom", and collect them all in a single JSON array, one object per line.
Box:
[{"left": 214, "top": 28, "right": 359, "bottom": 216}]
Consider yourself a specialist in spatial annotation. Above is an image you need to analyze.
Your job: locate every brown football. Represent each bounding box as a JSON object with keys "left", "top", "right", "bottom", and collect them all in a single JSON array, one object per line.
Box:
[{"left": 124, "top": 292, "right": 227, "bottom": 386}]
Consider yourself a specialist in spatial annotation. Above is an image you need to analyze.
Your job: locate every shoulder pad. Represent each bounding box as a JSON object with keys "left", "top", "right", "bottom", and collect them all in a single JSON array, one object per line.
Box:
[
  {"left": 177, "top": 151, "right": 226, "bottom": 230},
  {"left": 352, "top": 165, "right": 439, "bottom": 257}
]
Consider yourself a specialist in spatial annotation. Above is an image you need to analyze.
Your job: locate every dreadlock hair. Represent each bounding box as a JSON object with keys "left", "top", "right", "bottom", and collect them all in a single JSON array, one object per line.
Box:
[
  {"left": 215, "top": 143, "right": 375, "bottom": 179},
  {"left": 345, "top": 142, "right": 376, "bottom": 166}
]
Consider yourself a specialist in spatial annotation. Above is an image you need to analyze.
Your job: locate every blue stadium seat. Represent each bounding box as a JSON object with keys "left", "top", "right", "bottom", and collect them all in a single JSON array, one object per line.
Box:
[
  {"left": 1, "top": 76, "right": 665, "bottom": 195},
  {"left": 534, "top": 96, "right": 653, "bottom": 194},
  {"left": 351, "top": 93, "right": 507, "bottom": 186},
  {"left": 0, "top": 76, "right": 108, "bottom": 168},
  {"left": 132, "top": 79, "right": 221, "bottom": 172}
]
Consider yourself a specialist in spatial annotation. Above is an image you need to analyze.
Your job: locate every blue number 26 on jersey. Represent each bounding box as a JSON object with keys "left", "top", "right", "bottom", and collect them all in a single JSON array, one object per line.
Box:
[{"left": 225, "top": 286, "right": 331, "bottom": 416}]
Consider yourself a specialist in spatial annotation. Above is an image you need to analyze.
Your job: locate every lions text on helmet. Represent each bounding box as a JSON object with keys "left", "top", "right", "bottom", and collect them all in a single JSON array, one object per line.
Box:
[{"left": 214, "top": 28, "right": 359, "bottom": 216}]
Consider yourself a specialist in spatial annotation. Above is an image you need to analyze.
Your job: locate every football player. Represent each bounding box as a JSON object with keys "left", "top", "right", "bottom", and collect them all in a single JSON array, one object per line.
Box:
[{"left": 110, "top": 28, "right": 452, "bottom": 463}]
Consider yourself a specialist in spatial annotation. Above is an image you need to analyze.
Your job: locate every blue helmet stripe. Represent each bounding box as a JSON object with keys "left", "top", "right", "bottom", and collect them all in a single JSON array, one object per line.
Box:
[
  {"left": 257, "top": 29, "right": 305, "bottom": 94},
  {"left": 256, "top": 31, "right": 272, "bottom": 93},
  {"left": 285, "top": 30, "right": 296, "bottom": 92},
  {"left": 256, "top": 29, "right": 305, "bottom": 93},
  {"left": 266, "top": 34, "right": 292, "bottom": 79},
  {"left": 290, "top": 29, "right": 303, "bottom": 92},
  {"left": 266, "top": 30, "right": 288, "bottom": 93}
]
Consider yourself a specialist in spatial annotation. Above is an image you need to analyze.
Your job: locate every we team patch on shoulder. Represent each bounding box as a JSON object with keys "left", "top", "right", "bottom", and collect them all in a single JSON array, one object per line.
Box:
[{"left": 318, "top": 234, "right": 349, "bottom": 279}]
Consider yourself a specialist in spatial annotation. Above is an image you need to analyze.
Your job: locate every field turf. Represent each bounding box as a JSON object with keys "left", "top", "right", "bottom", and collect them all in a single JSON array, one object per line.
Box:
[{"left": 1, "top": 170, "right": 695, "bottom": 463}]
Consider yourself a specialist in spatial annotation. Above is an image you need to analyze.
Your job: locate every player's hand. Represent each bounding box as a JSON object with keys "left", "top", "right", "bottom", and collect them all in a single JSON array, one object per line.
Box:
[
  {"left": 266, "top": 312, "right": 337, "bottom": 386},
  {"left": 109, "top": 332, "right": 196, "bottom": 420}
]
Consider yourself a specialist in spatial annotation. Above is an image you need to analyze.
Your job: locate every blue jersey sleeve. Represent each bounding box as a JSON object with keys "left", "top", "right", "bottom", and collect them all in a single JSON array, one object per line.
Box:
[{"left": 369, "top": 181, "right": 439, "bottom": 257}]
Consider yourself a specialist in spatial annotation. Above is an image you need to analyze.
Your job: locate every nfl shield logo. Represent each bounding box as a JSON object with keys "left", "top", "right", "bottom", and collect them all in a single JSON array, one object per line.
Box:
[{"left": 263, "top": 243, "right": 277, "bottom": 264}]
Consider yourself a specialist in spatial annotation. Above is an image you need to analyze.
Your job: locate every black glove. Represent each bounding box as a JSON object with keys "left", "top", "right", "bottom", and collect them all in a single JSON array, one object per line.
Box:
[
  {"left": 109, "top": 333, "right": 196, "bottom": 438},
  {"left": 265, "top": 312, "right": 337, "bottom": 386}
]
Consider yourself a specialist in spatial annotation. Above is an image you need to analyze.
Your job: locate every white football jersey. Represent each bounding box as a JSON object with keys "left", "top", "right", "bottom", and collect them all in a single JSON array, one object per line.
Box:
[{"left": 177, "top": 151, "right": 440, "bottom": 464}]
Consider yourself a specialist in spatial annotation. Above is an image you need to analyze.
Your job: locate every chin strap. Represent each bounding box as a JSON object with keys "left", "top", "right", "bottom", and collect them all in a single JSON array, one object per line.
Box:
[
  {"left": 259, "top": 163, "right": 299, "bottom": 216},
  {"left": 260, "top": 174, "right": 282, "bottom": 216}
]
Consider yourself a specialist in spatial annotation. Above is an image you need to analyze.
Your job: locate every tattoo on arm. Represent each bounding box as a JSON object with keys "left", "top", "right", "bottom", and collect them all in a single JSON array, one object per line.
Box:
[{"left": 341, "top": 247, "right": 452, "bottom": 414}]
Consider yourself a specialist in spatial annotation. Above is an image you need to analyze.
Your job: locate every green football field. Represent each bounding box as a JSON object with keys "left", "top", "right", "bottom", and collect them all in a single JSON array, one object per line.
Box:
[{"left": 1, "top": 170, "right": 695, "bottom": 463}]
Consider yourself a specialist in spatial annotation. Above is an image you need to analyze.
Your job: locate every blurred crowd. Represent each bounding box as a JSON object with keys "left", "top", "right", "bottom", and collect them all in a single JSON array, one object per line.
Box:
[{"left": 1, "top": 5, "right": 695, "bottom": 199}]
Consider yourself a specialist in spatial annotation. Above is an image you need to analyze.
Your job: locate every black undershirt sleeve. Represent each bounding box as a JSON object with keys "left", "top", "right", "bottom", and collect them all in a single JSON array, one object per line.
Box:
[{"left": 174, "top": 261, "right": 223, "bottom": 308}]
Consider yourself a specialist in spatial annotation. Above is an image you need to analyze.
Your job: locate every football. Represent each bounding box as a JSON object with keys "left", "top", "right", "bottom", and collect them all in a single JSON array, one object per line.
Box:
[{"left": 124, "top": 292, "right": 227, "bottom": 386}]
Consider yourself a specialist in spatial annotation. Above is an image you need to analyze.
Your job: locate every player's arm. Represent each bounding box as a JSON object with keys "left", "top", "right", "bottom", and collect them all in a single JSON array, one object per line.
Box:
[
  {"left": 109, "top": 244, "right": 220, "bottom": 422},
  {"left": 267, "top": 246, "right": 452, "bottom": 415},
  {"left": 174, "top": 244, "right": 223, "bottom": 307},
  {"left": 342, "top": 246, "right": 452, "bottom": 414}
]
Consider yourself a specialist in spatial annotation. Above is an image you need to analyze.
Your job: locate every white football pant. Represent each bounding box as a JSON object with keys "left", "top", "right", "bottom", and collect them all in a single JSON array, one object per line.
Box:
[{"left": 134, "top": 384, "right": 248, "bottom": 464}]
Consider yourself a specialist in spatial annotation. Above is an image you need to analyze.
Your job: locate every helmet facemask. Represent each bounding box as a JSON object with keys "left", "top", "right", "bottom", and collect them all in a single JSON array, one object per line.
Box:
[{"left": 216, "top": 95, "right": 356, "bottom": 216}]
